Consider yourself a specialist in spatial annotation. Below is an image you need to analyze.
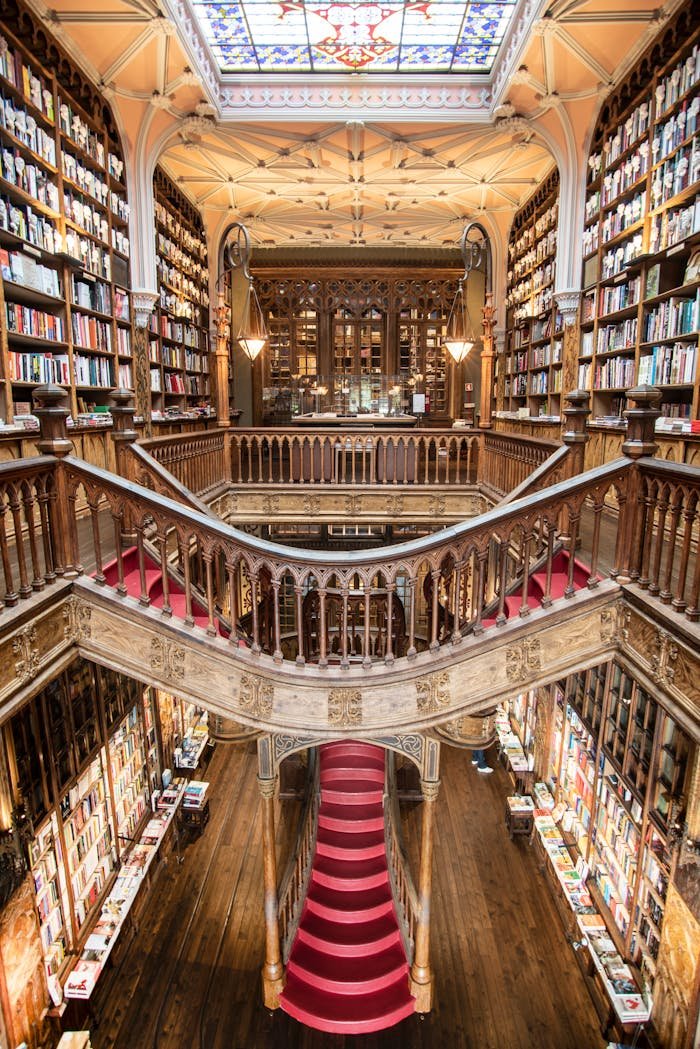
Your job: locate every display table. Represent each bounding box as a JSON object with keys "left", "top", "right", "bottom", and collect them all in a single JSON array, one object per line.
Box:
[
  {"left": 174, "top": 715, "right": 209, "bottom": 778},
  {"left": 180, "top": 781, "right": 210, "bottom": 834},
  {"left": 532, "top": 811, "right": 650, "bottom": 1039},
  {"left": 63, "top": 781, "right": 185, "bottom": 1002},
  {"left": 505, "top": 795, "right": 535, "bottom": 839},
  {"left": 290, "top": 413, "right": 417, "bottom": 428}
]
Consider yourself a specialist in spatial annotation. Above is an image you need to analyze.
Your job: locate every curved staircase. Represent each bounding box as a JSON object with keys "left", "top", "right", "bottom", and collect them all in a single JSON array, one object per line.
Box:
[{"left": 280, "top": 741, "right": 415, "bottom": 1034}]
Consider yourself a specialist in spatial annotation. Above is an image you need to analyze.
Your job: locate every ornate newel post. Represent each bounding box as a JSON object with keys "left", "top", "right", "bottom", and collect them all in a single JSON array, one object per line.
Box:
[
  {"left": 613, "top": 386, "right": 662, "bottom": 584},
  {"left": 409, "top": 776, "right": 440, "bottom": 1012},
  {"left": 34, "top": 384, "right": 79, "bottom": 578},
  {"left": 131, "top": 291, "right": 158, "bottom": 438},
  {"left": 561, "top": 389, "right": 591, "bottom": 477},
  {"left": 554, "top": 291, "right": 581, "bottom": 397},
  {"left": 259, "top": 773, "right": 284, "bottom": 1007},
  {"left": 109, "top": 388, "right": 137, "bottom": 480}
]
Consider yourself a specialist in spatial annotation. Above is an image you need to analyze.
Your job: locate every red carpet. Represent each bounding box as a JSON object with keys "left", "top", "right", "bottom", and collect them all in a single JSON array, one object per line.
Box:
[{"left": 280, "top": 741, "right": 415, "bottom": 1034}]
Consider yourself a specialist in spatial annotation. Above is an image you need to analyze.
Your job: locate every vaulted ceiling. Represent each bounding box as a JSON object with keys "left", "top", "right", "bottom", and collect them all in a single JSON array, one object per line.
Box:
[{"left": 35, "top": 0, "right": 677, "bottom": 254}]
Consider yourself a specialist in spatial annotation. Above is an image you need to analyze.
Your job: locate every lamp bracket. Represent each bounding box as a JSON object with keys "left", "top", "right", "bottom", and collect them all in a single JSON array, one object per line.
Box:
[
  {"left": 459, "top": 221, "right": 491, "bottom": 291},
  {"left": 223, "top": 222, "right": 253, "bottom": 281}
]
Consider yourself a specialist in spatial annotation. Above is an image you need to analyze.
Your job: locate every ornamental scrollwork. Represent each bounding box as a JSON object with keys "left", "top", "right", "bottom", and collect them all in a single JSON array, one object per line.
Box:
[
  {"left": 239, "top": 674, "right": 274, "bottom": 718},
  {"left": 505, "top": 638, "right": 541, "bottom": 683},
  {"left": 150, "top": 637, "right": 185, "bottom": 682},
  {"left": 328, "top": 688, "right": 362, "bottom": 726},
  {"left": 12, "top": 626, "right": 39, "bottom": 684},
  {"left": 415, "top": 671, "right": 451, "bottom": 714},
  {"left": 63, "top": 597, "right": 92, "bottom": 641}
]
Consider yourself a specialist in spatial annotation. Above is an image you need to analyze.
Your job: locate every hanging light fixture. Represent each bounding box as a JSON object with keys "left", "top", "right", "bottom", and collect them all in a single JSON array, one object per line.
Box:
[
  {"left": 444, "top": 275, "right": 475, "bottom": 364},
  {"left": 444, "top": 224, "right": 482, "bottom": 364},
  {"left": 220, "top": 222, "right": 268, "bottom": 364},
  {"left": 236, "top": 276, "right": 268, "bottom": 363}
]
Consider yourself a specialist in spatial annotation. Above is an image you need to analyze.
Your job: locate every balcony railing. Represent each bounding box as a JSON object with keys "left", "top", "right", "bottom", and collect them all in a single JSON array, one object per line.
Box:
[{"left": 1, "top": 388, "right": 695, "bottom": 674}]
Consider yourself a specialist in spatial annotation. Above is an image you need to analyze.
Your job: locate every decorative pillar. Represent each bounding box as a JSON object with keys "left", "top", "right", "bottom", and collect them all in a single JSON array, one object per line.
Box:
[
  {"left": 615, "top": 386, "right": 662, "bottom": 584},
  {"left": 132, "top": 291, "right": 158, "bottom": 437},
  {"left": 34, "top": 384, "right": 79, "bottom": 578},
  {"left": 259, "top": 774, "right": 284, "bottom": 1008},
  {"left": 478, "top": 290, "right": 496, "bottom": 429},
  {"left": 561, "top": 389, "right": 591, "bottom": 479},
  {"left": 409, "top": 777, "right": 440, "bottom": 1012},
  {"left": 109, "top": 388, "right": 137, "bottom": 480},
  {"left": 554, "top": 291, "right": 582, "bottom": 403},
  {"left": 213, "top": 289, "right": 232, "bottom": 427}
]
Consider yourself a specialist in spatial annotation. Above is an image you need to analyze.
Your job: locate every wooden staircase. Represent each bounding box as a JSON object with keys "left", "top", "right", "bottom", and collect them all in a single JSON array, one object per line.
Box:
[{"left": 280, "top": 741, "right": 415, "bottom": 1034}]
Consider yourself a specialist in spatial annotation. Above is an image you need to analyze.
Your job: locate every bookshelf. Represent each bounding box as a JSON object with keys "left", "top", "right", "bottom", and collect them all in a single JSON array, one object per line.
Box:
[
  {"left": 548, "top": 662, "right": 694, "bottom": 995},
  {"left": 60, "top": 751, "right": 116, "bottom": 933},
  {"left": 108, "top": 704, "right": 149, "bottom": 850},
  {"left": 503, "top": 169, "right": 563, "bottom": 420},
  {"left": 0, "top": 12, "right": 132, "bottom": 425},
  {"left": 582, "top": 20, "right": 700, "bottom": 428},
  {"left": 151, "top": 167, "right": 210, "bottom": 419},
  {"left": 29, "top": 814, "right": 70, "bottom": 979}
]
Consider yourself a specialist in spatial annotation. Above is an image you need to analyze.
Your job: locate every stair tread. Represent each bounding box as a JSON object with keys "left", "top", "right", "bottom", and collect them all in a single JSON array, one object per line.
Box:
[
  {"left": 319, "top": 801, "right": 384, "bottom": 821},
  {"left": 307, "top": 880, "right": 393, "bottom": 912},
  {"left": 314, "top": 854, "right": 387, "bottom": 879},
  {"left": 288, "top": 941, "right": 408, "bottom": 988},
  {"left": 298, "top": 911, "right": 400, "bottom": 951},
  {"left": 280, "top": 972, "right": 414, "bottom": 1034},
  {"left": 316, "top": 826, "right": 386, "bottom": 858}
]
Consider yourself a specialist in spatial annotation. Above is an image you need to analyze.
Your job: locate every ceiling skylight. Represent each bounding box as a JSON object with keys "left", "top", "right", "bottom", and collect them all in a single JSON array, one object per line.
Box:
[{"left": 190, "top": 0, "right": 518, "bottom": 74}]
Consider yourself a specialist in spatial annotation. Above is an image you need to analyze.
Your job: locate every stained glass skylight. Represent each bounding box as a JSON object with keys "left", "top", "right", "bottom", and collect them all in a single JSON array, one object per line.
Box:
[{"left": 190, "top": 1, "right": 518, "bottom": 74}]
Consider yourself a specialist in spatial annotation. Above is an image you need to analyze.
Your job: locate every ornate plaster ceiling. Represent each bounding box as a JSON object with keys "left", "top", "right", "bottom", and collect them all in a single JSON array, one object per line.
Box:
[{"left": 35, "top": 0, "right": 678, "bottom": 256}]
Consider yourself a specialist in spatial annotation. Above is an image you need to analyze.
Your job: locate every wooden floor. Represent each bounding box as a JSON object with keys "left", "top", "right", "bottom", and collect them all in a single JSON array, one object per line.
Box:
[{"left": 86, "top": 742, "right": 606, "bottom": 1049}]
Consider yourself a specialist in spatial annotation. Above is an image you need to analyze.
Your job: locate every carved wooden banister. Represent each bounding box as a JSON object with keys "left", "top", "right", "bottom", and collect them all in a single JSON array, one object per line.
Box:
[
  {"left": 137, "top": 429, "right": 229, "bottom": 498},
  {"left": 1, "top": 449, "right": 698, "bottom": 653},
  {"left": 278, "top": 753, "right": 320, "bottom": 962},
  {"left": 384, "top": 752, "right": 419, "bottom": 963}
]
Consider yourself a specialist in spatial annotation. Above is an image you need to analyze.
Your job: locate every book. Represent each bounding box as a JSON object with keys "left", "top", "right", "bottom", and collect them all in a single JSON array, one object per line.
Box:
[{"left": 684, "top": 248, "right": 700, "bottom": 285}]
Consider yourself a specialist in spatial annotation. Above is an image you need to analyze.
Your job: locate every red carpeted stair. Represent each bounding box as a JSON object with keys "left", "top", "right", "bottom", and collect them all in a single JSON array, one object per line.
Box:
[
  {"left": 280, "top": 741, "right": 415, "bottom": 1034},
  {"left": 99, "top": 547, "right": 227, "bottom": 634},
  {"left": 483, "top": 550, "right": 593, "bottom": 628}
]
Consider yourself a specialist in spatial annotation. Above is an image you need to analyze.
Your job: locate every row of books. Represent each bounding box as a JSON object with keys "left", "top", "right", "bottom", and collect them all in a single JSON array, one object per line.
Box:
[
  {"left": 62, "top": 151, "right": 110, "bottom": 207},
  {"left": 5, "top": 301, "right": 64, "bottom": 341},
  {"left": 604, "top": 97, "right": 650, "bottom": 166},
  {"left": 57, "top": 98, "right": 105, "bottom": 169},
  {"left": 64, "top": 779, "right": 186, "bottom": 1000},
  {"left": 71, "top": 311, "right": 112, "bottom": 351},
  {"left": 601, "top": 190, "right": 646, "bottom": 242},
  {"left": 638, "top": 343, "right": 697, "bottom": 385},
  {"left": 0, "top": 35, "right": 54, "bottom": 121},
  {"left": 593, "top": 356, "right": 636, "bottom": 390},
  {"left": 649, "top": 195, "right": 700, "bottom": 254},
  {"left": 0, "top": 93, "right": 56, "bottom": 163},
  {"left": 643, "top": 292, "right": 699, "bottom": 342},
  {"left": 597, "top": 318, "right": 638, "bottom": 353},
  {"left": 0, "top": 195, "right": 61, "bottom": 253},
  {"left": 1, "top": 247, "right": 61, "bottom": 296},
  {"left": 155, "top": 199, "right": 207, "bottom": 258}
]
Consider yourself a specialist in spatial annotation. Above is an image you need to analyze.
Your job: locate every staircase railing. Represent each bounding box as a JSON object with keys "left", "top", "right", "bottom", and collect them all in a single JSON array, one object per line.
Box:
[
  {"left": 384, "top": 752, "right": 419, "bottom": 963},
  {"left": 130, "top": 424, "right": 562, "bottom": 497},
  {"left": 3, "top": 388, "right": 696, "bottom": 648},
  {"left": 278, "top": 751, "right": 320, "bottom": 963}
]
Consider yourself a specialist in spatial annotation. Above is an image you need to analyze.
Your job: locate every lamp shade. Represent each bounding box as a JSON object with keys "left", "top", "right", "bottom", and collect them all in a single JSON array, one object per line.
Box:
[
  {"left": 444, "top": 278, "right": 475, "bottom": 363},
  {"left": 236, "top": 279, "right": 268, "bottom": 362}
]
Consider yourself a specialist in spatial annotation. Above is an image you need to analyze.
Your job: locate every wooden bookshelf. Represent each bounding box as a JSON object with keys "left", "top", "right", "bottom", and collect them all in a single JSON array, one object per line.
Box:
[
  {"left": 503, "top": 169, "right": 562, "bottom": 420},
  {"left": 582, "top": 13, "right": 700, "bottom": 428},
  {"left": 548, "top": 662, "right": 695, "bottom": 996},
  {"left": 0, "top": 7, "right": 132, "bottom": 425},
  {"left": 151, "top": 167, "right": 210, "bottom": 418}
]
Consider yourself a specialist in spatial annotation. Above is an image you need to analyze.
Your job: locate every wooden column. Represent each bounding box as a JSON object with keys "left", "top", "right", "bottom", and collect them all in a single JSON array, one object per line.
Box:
[
  {"left": 213, "top": 291, "right": 232, "bottom": 427},
  {"left": 132, "top": 291, "right": 158, "bottom": 437},
  {"left": 616, "top": 385, "right": 662, "bottom": 583},
  {"left": 109, "top": 388, "right": 137, "bottom": 480},
  {"left": 409, "top": 776, "right": 440, "bottom": 1012},
  {"left": 478, "top": 292, "right": 496, "bottom": 429},
  {"left": 560, "top": 389, "right": 591, "bottom": 478},
  {"left": 34, "top": 384, "right": 79, "bottom": 578},
  {"left": 259, "top": 774, "right": 284, "bottom": 1008}
]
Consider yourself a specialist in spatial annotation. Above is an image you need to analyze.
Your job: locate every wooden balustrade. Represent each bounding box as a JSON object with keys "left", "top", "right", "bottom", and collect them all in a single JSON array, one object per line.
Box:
[
  {"left": 137, "top": 430, "right": 228, "bottom": 497},
  {"left": 480, "top": 431, "right": 562, "bottom": 497},
  {"left": 384, "top": 753, "right": 419, "bottom": 962},
  {"left": 228, "top": 428, "right": 481, "bottom": 487},
  {"left": 2, "top": 449, "right": 697, "bottom": 653},
  {"left": 278, "top": 754, "right": 320, "bottom": 962},
  {"left": 0, "top": 457, "right": 61, "bottom": 609}
]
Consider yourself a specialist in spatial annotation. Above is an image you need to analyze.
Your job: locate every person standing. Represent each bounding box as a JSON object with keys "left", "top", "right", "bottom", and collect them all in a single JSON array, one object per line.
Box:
[{"left": 471, "top": 749, "right": 493, "bottom": 774}]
